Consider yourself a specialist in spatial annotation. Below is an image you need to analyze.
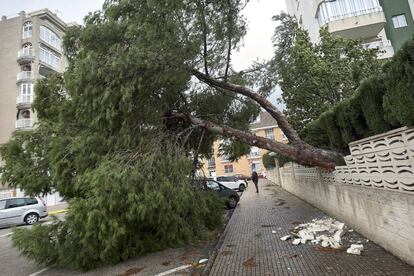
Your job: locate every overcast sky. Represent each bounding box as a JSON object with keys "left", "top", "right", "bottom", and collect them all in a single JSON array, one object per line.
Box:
[{"left": 1, "top": 0, "right": 286, "bottom": 106}]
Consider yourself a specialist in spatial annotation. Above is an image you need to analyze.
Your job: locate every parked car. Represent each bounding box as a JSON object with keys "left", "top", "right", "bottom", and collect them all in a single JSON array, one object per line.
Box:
[
  {"left": 212, "top": 176, "right": 247, "bottom": 191},
  {"left": 0, "top": 197, "right": 48, "bottom": 227},
  {"left": 233, "top": 174, "right": 250, "bottom": 186},
  {"left": 201, "top": 179, "right": 240, "bottom": 208}
]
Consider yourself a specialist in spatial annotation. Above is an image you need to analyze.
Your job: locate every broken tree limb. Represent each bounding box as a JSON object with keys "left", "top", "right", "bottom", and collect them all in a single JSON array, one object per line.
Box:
[
  {"left": 192, "top": 69, "right": 301, "bottom": 143},
  {"left": 167, "top": 111, "right": 341, "bottom": 170}
]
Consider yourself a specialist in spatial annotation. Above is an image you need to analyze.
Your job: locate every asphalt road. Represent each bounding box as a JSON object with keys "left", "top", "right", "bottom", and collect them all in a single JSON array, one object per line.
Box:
[{"left": 0, "top": 214, "right": 64, "bottom": 276}]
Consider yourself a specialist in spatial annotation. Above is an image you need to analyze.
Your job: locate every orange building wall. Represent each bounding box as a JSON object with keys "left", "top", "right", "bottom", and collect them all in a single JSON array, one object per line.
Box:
[{"left": 202, "top": 126, "right": 285, "bottom": 177}]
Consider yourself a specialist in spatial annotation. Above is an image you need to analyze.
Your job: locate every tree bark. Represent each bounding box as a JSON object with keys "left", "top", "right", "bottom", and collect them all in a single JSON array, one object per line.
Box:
[
  {"left": 192, "top": 69, "right": 301, "bottom": 143},
  {"left": 190, "top": 69, "right": 344, "bottom": 170},
  {"left": 168, "top": 111, "right": 339, "bottom": 170}
]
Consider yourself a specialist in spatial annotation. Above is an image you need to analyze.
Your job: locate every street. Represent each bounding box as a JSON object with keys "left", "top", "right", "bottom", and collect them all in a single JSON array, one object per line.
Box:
[{"left": 0, "top": 214, "right": 64, "bottom": 276}]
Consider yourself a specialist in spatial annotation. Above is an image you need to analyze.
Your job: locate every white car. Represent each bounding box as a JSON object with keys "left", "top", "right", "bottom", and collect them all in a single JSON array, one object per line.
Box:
[
  {"left": 212, "top": 176, "right": 247, "bottom": 191},
  {"left": 0, "top": 197, "right": 48, "bottom": 227}
]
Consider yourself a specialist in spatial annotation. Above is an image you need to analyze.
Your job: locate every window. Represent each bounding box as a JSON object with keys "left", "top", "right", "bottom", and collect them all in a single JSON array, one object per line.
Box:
[
  {"left": 224, "top": 165, "right": 233, "bottom": 173},
  {"left": 206, "top": 180, "right": 221, "bottom": 191},
  {"left": 251, "top": 162, "right": 261, "bottom": 172},
  {"left": 0, "top": 200, "right": 5, "bottom": 210},
  {"left": 22, "top": 21, "right": 33, "bottom": 39},
  {"left": 265, "top": 129, "right": 275, "bottom": 140},
  {"left": 392, "top": 14, "right": 408, "bottom": 29},
  {"left": 39, "top": 46, "right": 61, "bottom": 69},
  {"left": 40, "top": 26, "right": 61, "bottom": 50},
  {"left": 25, "top": 198, "right": 38, "bottom": 205},
  {"left": 250, "top": 146, "right": 260, "bottom": 157},
  {"left": 7, "top": 198, "right": 26, "bottom": 209}
]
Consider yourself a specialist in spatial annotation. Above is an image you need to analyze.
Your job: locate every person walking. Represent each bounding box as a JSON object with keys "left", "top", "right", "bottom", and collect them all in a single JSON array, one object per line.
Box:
[{"left": 252, "top": 171, "right": 259, "bottom": 193}]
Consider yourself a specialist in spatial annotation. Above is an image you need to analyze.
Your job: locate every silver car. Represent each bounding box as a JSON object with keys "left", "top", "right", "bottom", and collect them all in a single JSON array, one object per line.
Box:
[{"left": 0, "top": 197, "right": 48, "bottom": 227}]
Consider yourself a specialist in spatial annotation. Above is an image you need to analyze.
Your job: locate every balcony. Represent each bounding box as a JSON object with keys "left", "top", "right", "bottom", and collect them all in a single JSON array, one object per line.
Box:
[
  {"left": 362, "top": 39, "right": 394, "bottom": 59},
  {"left": 17, "top": 48, "right": 35, "bottom": 63},
  {"left": 16, "top": 94, "right": 33, "bottom": 106},
  {"left": 208, "top": 158, "right": 216, "bottom": 168},
  {"left": 16, "top": 71, "right": 35, "bottom": 82},
  {"left": 318, "top": 3, "right": 386, "bottom": 39},
  {"left": 15, "top": 119, "right": 32, "bottom": 129}
]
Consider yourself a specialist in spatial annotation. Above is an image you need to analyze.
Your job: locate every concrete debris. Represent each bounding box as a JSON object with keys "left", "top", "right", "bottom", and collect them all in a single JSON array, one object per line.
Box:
[
  {"left": 347, "top": 244, "right": 363, "bottom": 255},
  {"left": 282, "top": 217, "right": 350, "bottom": 250},
  {"left": 280, "top": 235, "right": 291, "bottom": 241},
  {"left": 272, "top": 230, "right": 277, "bottom": 234},
  {"left": 199, "top": 259, "right": 208, "bottom": 264}
]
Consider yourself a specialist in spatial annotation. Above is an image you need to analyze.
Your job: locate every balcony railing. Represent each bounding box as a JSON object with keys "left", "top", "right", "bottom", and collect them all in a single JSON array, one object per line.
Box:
[
  {"left": 249, "top": 152, "right": 260, "bottom": 158},
  {"left": 318, "top": 5, "right": 383, "bottom": 27},
  {"left": 15, "top": 119, "right": 32, "bottom": 129},
  {"left": 17, "top": 48, "right": 35, "bottom": 60},
  {"left": 17, "top": 94, "right": 33, "bottom": 105},
  {"left": 17, "top": 71, "right": 34, "bottom": 81}
]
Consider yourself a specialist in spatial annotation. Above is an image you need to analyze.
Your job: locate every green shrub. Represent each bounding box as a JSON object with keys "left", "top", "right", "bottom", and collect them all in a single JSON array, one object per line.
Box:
[
  {"left": 383, "top": 38, "right": 414, "bottom": 126},
  {"left": 356, "top": 76, "right": 392, "bottom": 134},
  {"left": 319, "top": 109, "right": 345, "bottom": 152}
]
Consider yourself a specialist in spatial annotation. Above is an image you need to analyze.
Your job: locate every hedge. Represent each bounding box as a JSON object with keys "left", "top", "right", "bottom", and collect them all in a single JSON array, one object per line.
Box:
[{"left": 300, "top": 38, "right": 414, "bottom": 154}]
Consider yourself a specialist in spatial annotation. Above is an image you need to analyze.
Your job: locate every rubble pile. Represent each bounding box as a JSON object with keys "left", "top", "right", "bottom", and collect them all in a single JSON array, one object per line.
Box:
[{"left": 278, "top": 217, "right": 364, "bottom": 255}]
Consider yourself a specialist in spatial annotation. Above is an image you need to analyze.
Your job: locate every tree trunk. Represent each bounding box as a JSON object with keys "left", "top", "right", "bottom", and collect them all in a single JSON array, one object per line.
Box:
[{"left": 167, "top": 111, "right": 340, "bottom": 170}]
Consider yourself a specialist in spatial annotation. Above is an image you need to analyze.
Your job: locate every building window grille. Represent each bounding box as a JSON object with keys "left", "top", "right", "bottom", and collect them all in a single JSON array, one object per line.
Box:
[
  {"left": 22, "top": 21, "right": 33, "bottom": 39},
  {"left": 392, "top": 14, "right": 408, "bottom": 29},
  {"left": 40, "top": 26, "right": 61, "bottom": 50},
  {"left": 224, "top": 164, "right": 233, "bottom": 173},
  {"left": 265, "top": 128, "right": 275, "bottom": 140}
]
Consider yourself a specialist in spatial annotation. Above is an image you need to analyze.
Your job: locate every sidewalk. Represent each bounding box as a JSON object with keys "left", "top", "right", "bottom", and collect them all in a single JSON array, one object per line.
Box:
[{"left": 208, "top": 180, "right": 414, "bottom": 275}]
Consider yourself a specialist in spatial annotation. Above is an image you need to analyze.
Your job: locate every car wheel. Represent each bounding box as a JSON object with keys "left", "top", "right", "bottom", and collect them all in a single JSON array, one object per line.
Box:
[
  {"left": 227, "top": 196, "right": 238, "bottom": 209},
  {"left": 239, "top": 184, "right": 246, "bottom": 192},
  {"left": 24, "top": 213, "right": 39, "bottom": 225}
]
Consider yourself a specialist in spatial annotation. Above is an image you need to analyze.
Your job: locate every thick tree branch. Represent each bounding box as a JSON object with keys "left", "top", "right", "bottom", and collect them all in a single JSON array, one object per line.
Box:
[
  {"left": 167, "top": 111, "right": 339, "bottom": 170},
  {"left": 192, "top": 69, "right": 301, "bottom": 143}
]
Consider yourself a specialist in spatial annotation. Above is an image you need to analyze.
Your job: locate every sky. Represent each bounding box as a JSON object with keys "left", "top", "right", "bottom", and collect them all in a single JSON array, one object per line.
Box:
[{"left": 1, "top": 0, "right": 286, "bottom": 106}]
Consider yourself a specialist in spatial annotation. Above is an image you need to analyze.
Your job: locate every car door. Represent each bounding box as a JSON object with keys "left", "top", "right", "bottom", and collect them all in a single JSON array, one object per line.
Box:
[
  {"left": 5, "top": 198, "right": 27, "bottom": 225},
  {"left": 219, "top": 176, "right": 237, "bottom": 189},
  {"left": 0, "top": 199, "right": 7, "bottom": 227}
]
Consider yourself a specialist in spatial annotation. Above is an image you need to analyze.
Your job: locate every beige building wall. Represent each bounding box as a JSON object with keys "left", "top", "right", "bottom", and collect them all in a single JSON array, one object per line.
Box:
[
  {"left": 0, "top": 16, "right": 22, "bottom": 145},
  {"left": 202, "top": 126, "right": 286, "bottom": 177},
  {"left": 0, "top": 10, "right": 67, "bottom": 188}
]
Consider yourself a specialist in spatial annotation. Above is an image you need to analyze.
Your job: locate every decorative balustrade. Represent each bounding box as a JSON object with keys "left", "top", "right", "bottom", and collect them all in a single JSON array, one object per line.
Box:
[
  {"left": 15, "top": 119, "right": 32, "bottom": 129},
  {"left": 17, "top": 71, "right": 34, "bottom": 81},
  {"left": 16, "top": 94, "right": 33, "bottom": 105},
  {"left": 280, "top": 127, "right": 414, "bottom": 193}
]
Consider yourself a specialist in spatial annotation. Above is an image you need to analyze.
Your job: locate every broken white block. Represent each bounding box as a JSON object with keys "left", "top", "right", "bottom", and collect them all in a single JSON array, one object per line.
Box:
[
  {"left": 199, "top": 259, "right": 208, "bottom": 264},
  {"left": 292, "top": 239, "right": 301, "bottom": 245},
  {"left": 346, "top": 244, "right": 363, "bottom": 255},
  {"left": 333, "top": 230, "right": 344, "bottom": 243},
  {"left": 280, "top": 235, "right": 291, "bottom": 241},
  {"left": 272, "top": 230, "right": 277, "bottom": 234},
  {"left": 321, "top": 240, "right": 329, "bottom": 247},
  {"left": 348, "top": 229, "right": 354, "bottom": 232}
]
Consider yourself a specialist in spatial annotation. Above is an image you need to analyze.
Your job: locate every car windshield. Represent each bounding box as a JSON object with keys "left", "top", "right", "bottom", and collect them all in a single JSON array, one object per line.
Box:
[
  {"left": 0, "top": 200, "right": 5, "bottom": 210},
  {"left": 206, "top": 180, "right": 221, "bottom": 191}
]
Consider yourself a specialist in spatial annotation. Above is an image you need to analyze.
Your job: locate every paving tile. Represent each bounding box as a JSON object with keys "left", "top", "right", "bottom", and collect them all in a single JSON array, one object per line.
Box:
[{"left": 208, "top": 180, "right": 414, "bottom": 276}]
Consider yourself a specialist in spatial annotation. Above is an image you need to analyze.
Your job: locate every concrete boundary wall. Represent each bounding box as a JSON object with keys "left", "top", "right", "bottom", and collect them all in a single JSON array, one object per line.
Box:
[{"left": 278, "top": 164, "right": 414, "bottom": 266}]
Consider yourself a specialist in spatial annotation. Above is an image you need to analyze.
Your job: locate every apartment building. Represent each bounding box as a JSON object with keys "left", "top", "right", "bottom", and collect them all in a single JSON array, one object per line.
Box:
[
  {"left": 202, "top": 112, "right": 287, "bottom": 177},
  {"left": 0, "top": 9, "right": 68, "bottom": 147},
  {"left": 286, "top": 0, "right": 414, "bottom": 58},
  {"left": 0, "top": 10, "right": 68, "bottom": 202}
]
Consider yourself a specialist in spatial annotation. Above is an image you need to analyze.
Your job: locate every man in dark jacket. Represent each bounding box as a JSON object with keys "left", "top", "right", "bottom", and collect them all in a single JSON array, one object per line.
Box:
[{"left": 252, "top": 171, "right": 259, "bottom": 193}]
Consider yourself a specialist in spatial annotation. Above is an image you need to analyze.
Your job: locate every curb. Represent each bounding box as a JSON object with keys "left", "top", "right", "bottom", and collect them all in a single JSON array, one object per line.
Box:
[{"left": 48, "top": 209, "right": 67, "bottom": 215}]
